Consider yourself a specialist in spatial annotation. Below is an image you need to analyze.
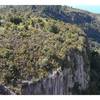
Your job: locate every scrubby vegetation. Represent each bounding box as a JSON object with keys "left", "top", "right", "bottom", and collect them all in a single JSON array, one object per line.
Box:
[
  {"left": 0, "top": 5, "right": 100, "bottom": 94},
  {"left": 0, "top": 6, "right": 87, "bottom": 94}
]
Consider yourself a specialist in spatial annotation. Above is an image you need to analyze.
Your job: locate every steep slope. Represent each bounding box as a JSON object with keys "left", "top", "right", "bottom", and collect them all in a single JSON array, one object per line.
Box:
[
  {"left": 21, "top": 47, "right": 90, "bottom": 95},
  {"left": 95, "top": 14, "right": 100, "bottom": 21},
  {"left": 0, "top": 5, "right": 100, "bottom": 41},
  {"left": 32, "top": 5, "right": 100, "bottom": 43},
  {"left": 0, "top": 6, "right": 90, "bottom": 94},
  {"left": 1, "top": 5, "right": 100, "bottom": 43}
]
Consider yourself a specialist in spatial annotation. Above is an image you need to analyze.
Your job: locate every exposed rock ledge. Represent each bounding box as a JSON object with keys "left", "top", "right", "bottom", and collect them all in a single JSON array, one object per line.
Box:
[{"left": 21, "top": 49, "right": 90, "bottom": 95}]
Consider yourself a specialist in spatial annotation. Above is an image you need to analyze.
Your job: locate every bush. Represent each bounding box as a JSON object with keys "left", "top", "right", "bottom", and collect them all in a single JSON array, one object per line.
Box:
[
  {"left": 10, "top": 16, "right": 22, "bottom": 25},
  {"left": 49, "top": 25, "right": 60, "bottom": 34},
  {"left": 0, "top": 48, "right": 12, "bottom": 59},
  {"left": 4, "top": 64, "right": 20, "bottom": 85}
]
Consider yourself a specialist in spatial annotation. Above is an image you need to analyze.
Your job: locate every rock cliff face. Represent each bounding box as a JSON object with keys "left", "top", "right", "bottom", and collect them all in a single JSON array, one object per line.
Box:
[
  {"left": 0, "top": 5, "right": 92, "bottom": 95},
  {"left": 21, "top": 48, "right": 90, "bottom": 95},
  {"left": 0, "top": 84, "right": 15, "bottom": 95}
]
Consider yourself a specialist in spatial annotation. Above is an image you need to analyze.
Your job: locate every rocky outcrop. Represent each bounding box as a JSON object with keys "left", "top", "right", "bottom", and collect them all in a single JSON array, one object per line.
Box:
[
  {"left": 21, "top": 48, "right": 90, "bottom": 95},
  {"left": 0, "top": 84, "right": 15, "bottom": 95},
  {"left": 0, "top": 5, "right": 91, "bottom": 95}
]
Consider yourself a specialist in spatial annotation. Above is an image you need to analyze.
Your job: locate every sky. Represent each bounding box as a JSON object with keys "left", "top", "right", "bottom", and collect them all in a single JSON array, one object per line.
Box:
[
  {"left": 64, "top": 0, "right": 100, "bottom": 13},
  {"left": 0, "top": 0, "right": 100, "bottom": 13},
  {"left": 70, "top": 5, "right": 100, "bottom": 13}
]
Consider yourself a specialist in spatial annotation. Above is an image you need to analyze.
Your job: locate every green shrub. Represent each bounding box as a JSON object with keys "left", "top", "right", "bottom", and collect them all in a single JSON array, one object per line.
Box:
[
  {"left": 4, "top": 64, "right": 20, "bottom": 85},
  {"left": 0, "top": 48, "right": 12, "bottom": 59},
  {"left": 49, "top": 25, "right": 60, "bottom": 34},
  {"left": 10, "top": 16, "right": 22, "bottom": 25}
]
